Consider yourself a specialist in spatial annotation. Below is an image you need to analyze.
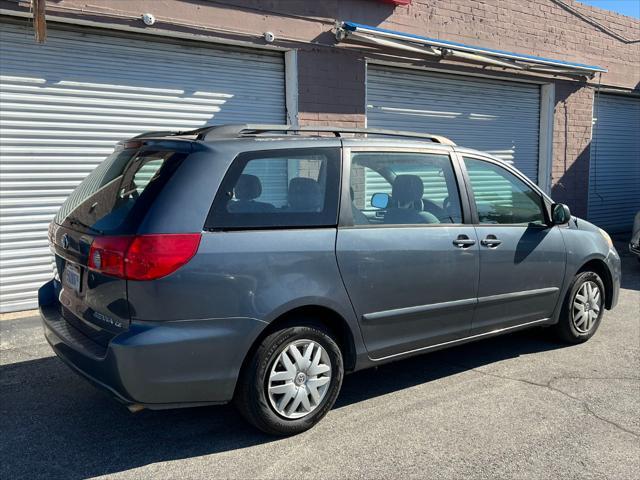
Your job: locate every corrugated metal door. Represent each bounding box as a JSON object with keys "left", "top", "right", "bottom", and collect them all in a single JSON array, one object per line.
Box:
[
  {"left": 588, "top": 93, "right": 640, "bottom": 233},
  {"left": 0, "top": 22, "right": 286, "bottom": 313},
  {"left": 366, "top": 66, "right": 541, "bottom": 180}
]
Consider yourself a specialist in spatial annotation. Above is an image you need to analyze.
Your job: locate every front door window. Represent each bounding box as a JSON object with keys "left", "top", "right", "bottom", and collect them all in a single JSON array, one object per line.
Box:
[{"left": 463, "top": 157, "right": 546, "bottom": 225}]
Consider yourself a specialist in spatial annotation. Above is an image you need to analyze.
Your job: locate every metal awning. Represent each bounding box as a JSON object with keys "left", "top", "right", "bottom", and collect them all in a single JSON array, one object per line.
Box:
[{"left": 336, "top": 21, "right": 607, "bottom": 78}]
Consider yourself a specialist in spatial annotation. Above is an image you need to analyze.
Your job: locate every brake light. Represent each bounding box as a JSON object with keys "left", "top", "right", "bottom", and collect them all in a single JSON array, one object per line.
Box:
[
  {"left": 88, "top": 234, "right": 201, "bottom": 280},
  {"left": 88, "top": 236, "right": 132, "bottom": 278},
  {"left": 125, "top": 234, "right": 201, "bottom": 280}
]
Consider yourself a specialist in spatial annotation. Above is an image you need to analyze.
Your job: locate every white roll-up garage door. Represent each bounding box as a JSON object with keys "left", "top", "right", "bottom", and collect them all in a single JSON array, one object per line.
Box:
[
  {"left": 0, "top": 22, "right": 285, "bottom": 313},
  {"left": 367, "top": 66, "right": 540, "bottom": 180},
  {"left": 588, "top": 93, "right": 640, "bottom": 233}
]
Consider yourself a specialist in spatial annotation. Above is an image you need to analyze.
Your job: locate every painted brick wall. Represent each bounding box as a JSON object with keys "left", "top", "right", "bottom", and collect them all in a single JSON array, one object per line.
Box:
[
  {"left": 297, "top": 48, "right": 366, "bottom": 129},
  {"left": 32, "top": 0, "right": 639, "bottom": 89},
  {"left": 380, "top": 0, "right": 639, "bottom": 88},
  {"left": 551, "top": 82, "right": 595, "bottom": 217}
]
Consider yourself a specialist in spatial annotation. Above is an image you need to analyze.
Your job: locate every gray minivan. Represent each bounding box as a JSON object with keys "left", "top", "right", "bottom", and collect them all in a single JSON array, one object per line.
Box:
[{"left": 40, "top": 125, "right": 621, "bottom": 435}]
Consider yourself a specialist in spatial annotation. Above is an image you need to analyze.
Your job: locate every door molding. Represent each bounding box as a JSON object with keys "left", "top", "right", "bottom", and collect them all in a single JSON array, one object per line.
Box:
[
  {"left": 370, "top": 317, "right": 552, "bottom": 362},
  {"left": 363, "top": 297, "right": 477, "bottom": 323}
]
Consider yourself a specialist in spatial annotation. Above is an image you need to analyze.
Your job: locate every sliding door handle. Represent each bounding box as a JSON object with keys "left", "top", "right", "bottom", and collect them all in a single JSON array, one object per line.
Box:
[{"left": 453, "top": 235, "right": 476, "bottom": 248}]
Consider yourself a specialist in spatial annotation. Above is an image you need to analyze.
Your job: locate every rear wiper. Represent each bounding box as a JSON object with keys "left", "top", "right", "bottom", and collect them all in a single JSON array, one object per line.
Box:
[{"left": 68, "top": 217, "right": 104, "bottom": 235}]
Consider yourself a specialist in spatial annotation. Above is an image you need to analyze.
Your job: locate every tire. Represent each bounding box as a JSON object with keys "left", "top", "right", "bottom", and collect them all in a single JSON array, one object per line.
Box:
[
  {"left": 553, "top": 271, "right": 605, "bottom": 344},
  {"left": 234, "top": 322, "right": 344, "bottom": 436}
]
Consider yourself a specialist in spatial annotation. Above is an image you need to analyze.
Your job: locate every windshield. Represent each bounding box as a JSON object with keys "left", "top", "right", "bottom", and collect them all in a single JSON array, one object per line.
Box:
[{"left": 55, "top": 148, "right": 187, "bottom": 234}]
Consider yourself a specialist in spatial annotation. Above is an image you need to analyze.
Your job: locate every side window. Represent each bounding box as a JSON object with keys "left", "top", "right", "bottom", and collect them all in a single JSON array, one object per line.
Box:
[
  {"left": 463, "top": 157, "right": 546, "bottom": 225},
  {"left": 350, "top": 152, "right": 463, "bottom": 225},
  {"left": 208, "top": 148, "right": 340, "bottom": 229}
]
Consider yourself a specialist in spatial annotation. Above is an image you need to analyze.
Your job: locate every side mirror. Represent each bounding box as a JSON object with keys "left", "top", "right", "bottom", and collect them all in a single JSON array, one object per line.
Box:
[
  {"left": 552, "top": 203, "right": 571, "bottom": 225},
  {"left": 371, "top": 192, "right": 390, "bottom": 209}
]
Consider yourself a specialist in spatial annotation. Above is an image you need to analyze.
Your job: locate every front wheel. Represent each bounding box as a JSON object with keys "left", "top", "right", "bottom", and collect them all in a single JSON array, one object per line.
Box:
[
  {"left": 553, "top": 271, "right": 605, "bottom": 343},
  {"left": 235, "top": 323, "right": 343, "bottom": 435}
]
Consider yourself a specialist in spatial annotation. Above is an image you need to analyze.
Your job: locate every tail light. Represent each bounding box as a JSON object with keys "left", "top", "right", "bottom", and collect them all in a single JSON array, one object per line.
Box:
[{"left": 88, "top": 234, "right": 201, "bottom": 280}]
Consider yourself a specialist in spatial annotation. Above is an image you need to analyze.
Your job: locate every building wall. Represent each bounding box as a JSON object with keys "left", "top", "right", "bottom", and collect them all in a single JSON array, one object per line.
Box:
[
  {"left": 1, "top": 0, "right": 639, "bottom": 216},
  {"left": 551, "top": 82, "right": 595, "bottom": 217},
  {"left": 370, "top": 0, "right": 639, "bottom": 89},
  {"left": 297, "top": 47, "right": 366, "bottom": 129},
  {"left": 10, "top": 0, "right": 637, "bottom": 87}
]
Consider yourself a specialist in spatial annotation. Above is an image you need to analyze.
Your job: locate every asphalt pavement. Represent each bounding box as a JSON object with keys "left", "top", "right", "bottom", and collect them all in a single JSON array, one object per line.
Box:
[{"left": 1, "top": 242, "right": 638, "bottom": 479}]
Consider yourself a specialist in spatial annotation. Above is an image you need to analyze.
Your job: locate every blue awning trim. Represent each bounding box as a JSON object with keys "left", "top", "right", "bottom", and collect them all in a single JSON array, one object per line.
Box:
[{"left": 341, "top": 21, "right": 607, "bottom": 74}]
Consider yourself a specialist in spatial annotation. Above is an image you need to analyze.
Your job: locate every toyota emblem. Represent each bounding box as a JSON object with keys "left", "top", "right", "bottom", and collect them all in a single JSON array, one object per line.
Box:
[{"left": 61, "top": 233, "right": 70, "bottom": 250}]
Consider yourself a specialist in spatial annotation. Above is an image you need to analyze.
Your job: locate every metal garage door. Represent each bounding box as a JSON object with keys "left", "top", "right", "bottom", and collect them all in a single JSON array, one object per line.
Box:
[
  {"left": 367, "top": 66, "right": 540, "bottom": 180},
  {"left": 0, "top": 22, "right": 285, "bottom": 313},
  {"left": 588, "top": 93, "right": 640, "bottom": 233}
]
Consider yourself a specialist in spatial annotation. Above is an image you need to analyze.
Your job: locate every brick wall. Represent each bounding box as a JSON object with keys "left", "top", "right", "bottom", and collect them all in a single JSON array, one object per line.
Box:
[
  {"left": 378, "top": 0, "right": 639, "bottom": 89},
  {"left": 297, "top": 48, "right": 366, "bottom": 129},
  {"left": 551, "top": 82, "right": 595, "bottom": 217},
  {"left": 30, "top": 0, "right": 638, "bottom": 89}
]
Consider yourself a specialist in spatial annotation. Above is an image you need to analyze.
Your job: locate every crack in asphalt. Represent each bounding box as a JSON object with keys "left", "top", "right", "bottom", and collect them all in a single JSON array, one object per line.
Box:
[
  {"left": 0, "top": 344, "right": 48, "bottom": 354},
  {"left": 453, "top": 364, "right": 640, "bottom": 439}
]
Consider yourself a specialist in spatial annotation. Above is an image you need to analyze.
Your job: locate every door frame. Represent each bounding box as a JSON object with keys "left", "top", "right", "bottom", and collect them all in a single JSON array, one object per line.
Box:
[
  {"left": 455, "top": 152, "right": 566, "bottom": 335},
  {"left": 335, "top": 143, "right": 481, "bottom": 361}
]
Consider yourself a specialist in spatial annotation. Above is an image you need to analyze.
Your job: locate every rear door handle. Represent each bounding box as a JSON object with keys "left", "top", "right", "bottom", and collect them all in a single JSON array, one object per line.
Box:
[
  {"left": 481, "top": 235, "right": 502, "bottom": 248},
  {"left": 453, "top": 235, "right": 476, "bottom": 248}
]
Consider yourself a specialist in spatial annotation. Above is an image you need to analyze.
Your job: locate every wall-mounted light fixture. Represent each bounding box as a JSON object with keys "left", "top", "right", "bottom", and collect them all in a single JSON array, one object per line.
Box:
[{"left": 142, "top": 13, "right": 156, "bottom": 26}]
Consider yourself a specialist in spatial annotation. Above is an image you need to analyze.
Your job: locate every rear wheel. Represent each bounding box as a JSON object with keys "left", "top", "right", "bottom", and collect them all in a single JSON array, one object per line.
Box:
[
  {"left": 553, "top": 271, "right": 605, "bottom": 343},
  {"left": 235, "top": 323, "right": 343, "bottom": 435}
]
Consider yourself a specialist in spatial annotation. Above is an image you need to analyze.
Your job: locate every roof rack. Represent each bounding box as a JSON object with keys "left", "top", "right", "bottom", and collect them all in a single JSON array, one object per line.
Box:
[{"left": 195, "top": 124, "right": 456, "bottom": 145}]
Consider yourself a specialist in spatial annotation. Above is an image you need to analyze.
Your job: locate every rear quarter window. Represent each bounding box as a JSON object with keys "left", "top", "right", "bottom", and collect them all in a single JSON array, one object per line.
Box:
[{"left": 206, "top": 148, "right": 341, "bottom": 230}]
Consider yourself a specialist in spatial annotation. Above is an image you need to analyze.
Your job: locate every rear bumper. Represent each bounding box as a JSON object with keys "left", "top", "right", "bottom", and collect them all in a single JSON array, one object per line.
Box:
[{"left": 39, "top": 280, "right": 266, "bottom": 408}]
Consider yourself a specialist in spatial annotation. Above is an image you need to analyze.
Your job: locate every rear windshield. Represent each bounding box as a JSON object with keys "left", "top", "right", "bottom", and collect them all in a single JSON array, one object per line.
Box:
[{"left": 55, "top": 148, "right": 187, "bottom": 234}]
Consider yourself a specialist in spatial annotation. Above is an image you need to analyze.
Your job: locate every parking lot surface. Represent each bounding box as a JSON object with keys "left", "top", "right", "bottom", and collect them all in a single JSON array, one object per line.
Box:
[{"left": 1, "top": 242, "right": 638, "bottom": 480}]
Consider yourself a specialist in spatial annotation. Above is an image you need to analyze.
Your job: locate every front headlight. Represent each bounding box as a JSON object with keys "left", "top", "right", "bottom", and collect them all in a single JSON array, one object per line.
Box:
[{"left": 598, "top": 227, "right": 613, "bottom": 249}]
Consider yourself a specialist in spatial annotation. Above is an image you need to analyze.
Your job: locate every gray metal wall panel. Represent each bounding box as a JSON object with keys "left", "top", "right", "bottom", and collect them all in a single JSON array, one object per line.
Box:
[
  {"left": 366, "top": 66, "right": 541, "bottom": 180},
  {"left": 588, "top": 94, "right": 640, "bottom": 233},
  {"left": 0, "top": 23, "right": 285, "bottom": 312}
]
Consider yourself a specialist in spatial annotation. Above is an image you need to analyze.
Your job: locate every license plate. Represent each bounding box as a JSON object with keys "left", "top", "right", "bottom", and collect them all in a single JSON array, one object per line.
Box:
[{"left": 63, "top": 264, "right": 81, "bottom": 293}]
